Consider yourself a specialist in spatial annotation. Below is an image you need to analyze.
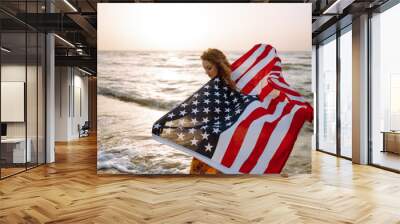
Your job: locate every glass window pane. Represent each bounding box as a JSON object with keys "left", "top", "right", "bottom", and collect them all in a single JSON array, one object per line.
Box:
[
  {"left": 371, "top": 3, "right": 400, "bottom": 171},
  {"left": 1, "top": 31, "right": 27, "bottom": 177},
  {"left": 318, "top": 37, "right": 337, "bottom": 154},
  {"left": 340, "top": 29, "right": 352, "bottom": 158}
]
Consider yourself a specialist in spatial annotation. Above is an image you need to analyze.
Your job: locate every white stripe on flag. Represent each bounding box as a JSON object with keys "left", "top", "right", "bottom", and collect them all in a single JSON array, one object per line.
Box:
[
  {"left": 249, "top": 76, "right": 268, "bottom": 95},
  {"left": 249, "top": 105, "right": 303, "bottom": 174},
  {"left": 269, "top": 73, "right": 281, "bottom": 79},
  {"left": 248, "top": 60, "right": 281, "bottom": 96},
  {"left": 270, "top": 77, "right": 297, "bottom": 93},
  {"left": 269, "top": 78, "right": 306, "bottom": 103},
  {"left": 231, "top": 44, "right": 266, "bottom": 81},
  {"left": 287, "top": 94, "right": 306, "bottom": 103},
  {"left": 211, "top": 94, "right": 275, "bottom": 163},
  {"left": 236, "top": 49, "right": 276, "bottom": 90},
  {"left": 229, "top": 101, "right": 288, "bottom": 172}
]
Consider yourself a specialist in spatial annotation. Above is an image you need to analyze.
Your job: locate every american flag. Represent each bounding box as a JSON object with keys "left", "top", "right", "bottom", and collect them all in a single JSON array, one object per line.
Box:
[{"left": 152, "top": 44, "right": 313, "bottom": 174}]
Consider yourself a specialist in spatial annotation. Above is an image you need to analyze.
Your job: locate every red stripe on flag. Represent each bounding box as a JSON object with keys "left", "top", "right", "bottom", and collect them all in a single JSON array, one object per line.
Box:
[
  {"left": 276, "top": 76, "right": 289, "bottom": 86},
  {"left": 264, "top": 107, "right": 307, "bottom": 173},
  {"left": 258, "top": 84, "right": 274, "bottom": 102},
  {"left": 241, "top": 57, "right": 280, "bottom": 94},
  {"left": 220, "top": 94, "right": 286, "bottom": 168},
  {"left": 271, "top": 65, "right": 282, "bottom": 72},
  {"left": 239, "top": 103, "right": 295, "bottom": 173},
  {"left": 231, "top": 44, "right": 262, "bottom": 70},
  {"left": 234, "top": 45, "right": 273, "bottom": 84}
]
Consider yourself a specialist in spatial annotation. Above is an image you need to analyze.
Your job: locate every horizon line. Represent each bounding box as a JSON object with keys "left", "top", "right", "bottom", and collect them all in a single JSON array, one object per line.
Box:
[{"left": 98, "top": 49, "right": 311, "bottom": 53}]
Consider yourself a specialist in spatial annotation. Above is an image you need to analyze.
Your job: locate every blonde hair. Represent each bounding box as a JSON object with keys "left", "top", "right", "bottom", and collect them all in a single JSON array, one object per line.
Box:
[{"left": 201, "top": 48, "right": 236, "bottom": 90}]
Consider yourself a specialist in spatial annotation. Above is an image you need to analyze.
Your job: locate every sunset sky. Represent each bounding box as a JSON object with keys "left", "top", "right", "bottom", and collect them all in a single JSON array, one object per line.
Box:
[{"left": 98, "top": 3, "right": 311, "bottom": 52}]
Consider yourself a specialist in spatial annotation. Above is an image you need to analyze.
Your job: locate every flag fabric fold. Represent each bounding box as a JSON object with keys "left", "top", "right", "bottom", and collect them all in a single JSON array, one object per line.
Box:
[{"left": 152, "top": 44, "right": 313, "bottom": 174}]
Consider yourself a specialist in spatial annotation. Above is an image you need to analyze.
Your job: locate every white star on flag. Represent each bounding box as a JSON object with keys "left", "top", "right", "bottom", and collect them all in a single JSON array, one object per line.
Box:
[
  {"left": 178, "top": 119, "right": 185, "bottom": 127},
  {"left": 201, "top": 132, "right": 209, "bottom": 140},
  {"left": 200, "top": 125, "right": 208, "bottom": 130},
  {"left": 204, "top": 143, "right": 213, "bottom": 152},
  {"left": 190, "top": 137, "right": 199, "bottom": 146},
  {"left": 177, "top": 132, "right": 185, "bottom": 140},
  {"left": 190, "top": 118, "right": 198, "bottom": 125}
]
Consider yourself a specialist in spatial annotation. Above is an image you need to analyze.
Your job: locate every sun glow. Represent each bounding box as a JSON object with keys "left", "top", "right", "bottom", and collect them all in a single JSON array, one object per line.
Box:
[{"left": 98, "top": 3, "right": 311, "bottom": 52}]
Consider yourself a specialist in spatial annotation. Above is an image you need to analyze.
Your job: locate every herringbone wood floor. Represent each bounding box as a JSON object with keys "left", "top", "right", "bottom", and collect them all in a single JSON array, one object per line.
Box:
[{"left": 1, "top": 135, "right": 400, "bottom": 224}]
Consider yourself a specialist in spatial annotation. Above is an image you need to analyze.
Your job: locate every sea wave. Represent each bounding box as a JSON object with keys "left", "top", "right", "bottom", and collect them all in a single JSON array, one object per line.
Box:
[
  {"left": 282, "top": 64, "right": 311, "bottom": 71},
  {"left": 97, "top": 144, "right": 191, "bottom": 174},
  {"left": 98, "top": 86, "right": 179, "bottom": 110}
]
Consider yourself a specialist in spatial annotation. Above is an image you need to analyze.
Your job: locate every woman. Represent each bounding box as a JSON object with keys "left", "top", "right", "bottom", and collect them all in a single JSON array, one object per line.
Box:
[
  {"left": 201, "top": 48, "right": 237, "bottom": 90},
  {"left": 189, "top": 48, "right": 237, "bottom": 175}
]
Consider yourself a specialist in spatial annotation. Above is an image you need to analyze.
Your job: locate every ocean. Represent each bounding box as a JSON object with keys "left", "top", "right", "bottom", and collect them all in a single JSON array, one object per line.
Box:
[{"left": 97, "top": 50, "right": 313, "bottom": 175}]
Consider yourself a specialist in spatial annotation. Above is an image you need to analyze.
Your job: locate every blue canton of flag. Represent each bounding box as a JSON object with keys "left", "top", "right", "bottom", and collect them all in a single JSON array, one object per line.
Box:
[{"left": 152, "top": 76, "right": 257, "bottom": 160}]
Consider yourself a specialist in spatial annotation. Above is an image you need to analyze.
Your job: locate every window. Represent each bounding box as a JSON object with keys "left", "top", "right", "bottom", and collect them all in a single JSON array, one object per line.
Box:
[
  {"left": 370, "top": 2, "right": 400, "bottom": 171},
  {"left": 339, "top": 28, "right": 352, "bottom": 158},
  {"left": 0, "top": 2, "right": 46, "bottom": 179},
  {"left": 317, "top": 36, "right": 337, "bottom": 154}
]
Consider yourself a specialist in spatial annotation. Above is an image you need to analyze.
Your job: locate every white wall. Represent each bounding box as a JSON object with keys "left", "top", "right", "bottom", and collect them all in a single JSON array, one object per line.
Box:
[
  {"left": 1, "top": 63, "right": 46, "bottom": 164},
  {"left": 55, "top": 66, "right": 70, "bottom": 141},
  {"left": 0, "top": 65, "right": 37, "bottom": 138},
  {"left": 55, "top": 67, "right": 89, "bottom": 141}
]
